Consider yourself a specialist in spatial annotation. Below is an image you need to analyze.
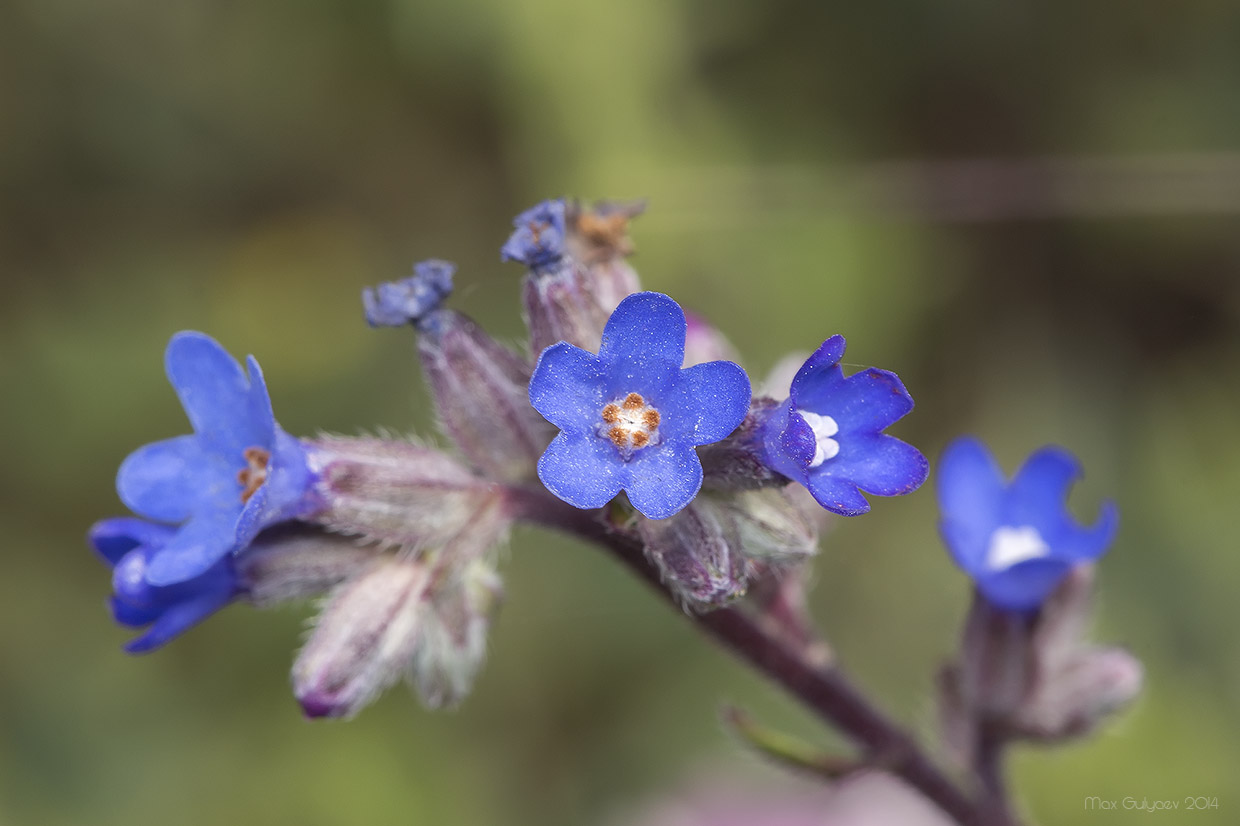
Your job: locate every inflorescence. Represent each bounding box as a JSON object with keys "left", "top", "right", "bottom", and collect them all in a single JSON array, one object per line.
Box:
[{"left": 89, "top": 197, "right": 1138, "bottom": 743}]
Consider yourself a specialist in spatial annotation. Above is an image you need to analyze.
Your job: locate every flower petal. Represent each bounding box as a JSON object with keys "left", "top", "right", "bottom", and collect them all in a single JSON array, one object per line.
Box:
[
  {"left": 624, "top": 443, "right": 704, "bottom": 520},
  {"left": 661, "top": 360, "right": 751, "bottom": 445},
  {"left": 1050, "top": 500, "right": 1119, "bottom": 563},
  {"left": 788, "top": 335, "right": 847, "bottom": 405},
  {"left": 975, "top": 557, "right": 1072, "bottom": 613},
  {"left": 165, "top": 332, "right": 269, "bottom": 453},
  {"left": 803, "top": 368, "right": 915, "bottom": 434},
  {"left": 244, "top": 355, "right": 276, "bottom": 448},
  {"left": 537, "top": 432, "right": 625, "bottom": 510},
  {"left": 805, "top": 473, "right": 871, "bottom": 516},
  {"left": 598, "top": 292, "right": 686, "bottom": 381},
  {"left": 1002, "top": 446, "right": 1082, "bottom": 534},
  {"left": 936, "top": 437, "right": 1006, "bottom": 569},
  {"left": 824, "top": 433, "right": 928, "bottom": 497},
  {"left": 89, "top": 518, "right": 176, "bottom": 565},
  {"left": 110, "top": 596, "right": 161, "bottom": 628},
  {"left": 143, "top": 514, "right": 239, "bottom": 587},
  {"left": 116, "top": 435, "right": 230, "bottom": 522},
  {"left": 529, "top": 343, "right": 607, "bottom": 433},
  {"left": 123, "top": 590, "right": 232, "bottom": 653}
]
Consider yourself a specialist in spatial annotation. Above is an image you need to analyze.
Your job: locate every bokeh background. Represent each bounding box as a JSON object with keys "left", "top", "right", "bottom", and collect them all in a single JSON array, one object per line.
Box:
[{"left": 2, "top": 2, "right": 1238, "bottom": 824}]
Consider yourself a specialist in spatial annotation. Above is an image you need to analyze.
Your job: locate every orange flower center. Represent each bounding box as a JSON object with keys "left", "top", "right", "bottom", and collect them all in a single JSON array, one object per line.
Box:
[
  {"left": 599, "top": 392, "right": 661, "bottom": 459},
  {"left": 237, "top": 446, "right": 271, "bottom": 503}
]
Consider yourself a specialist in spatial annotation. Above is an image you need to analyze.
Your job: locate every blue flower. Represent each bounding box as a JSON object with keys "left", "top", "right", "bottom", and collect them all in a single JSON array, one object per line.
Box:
[
  {"left": 89, "top": 518, "right": 240, "bottom": 653},
  {"left": 936, "top": 437, "right": 1119, "bottom": 612},
  {"left": 758, "top": 336, "right": 927, "bottom": 516},
  {"left": 362, "top": 260, "right": 455, "bottom": 328},
  {"left": 529, "top": 292, "right": 751, "bottom": 519},
  {"left": 114, "top": 332, "right": 317, "bottom": 587},
  {"left": 501, "top": 199, "right": 567, "bottom": 271}
]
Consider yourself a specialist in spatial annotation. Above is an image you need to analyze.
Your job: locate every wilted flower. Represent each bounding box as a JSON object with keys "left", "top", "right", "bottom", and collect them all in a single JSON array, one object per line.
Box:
[
  {"left": 114, "top": 332, "right": 318, "bottom": 586},
  {"left": 936, "top": 437, "right": 1118, "bottom": 612},
  {"left": 758, "top": 335, "right": 927, "bottom": 516},
  {"left": 529, "top": 291, "right": 751, "bottom": 519}
]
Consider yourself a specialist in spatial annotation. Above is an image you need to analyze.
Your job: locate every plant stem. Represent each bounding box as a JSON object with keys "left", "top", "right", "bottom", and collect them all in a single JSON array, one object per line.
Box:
[{"left": 510, "top": 487, "right": 1007, "bottom": 826}]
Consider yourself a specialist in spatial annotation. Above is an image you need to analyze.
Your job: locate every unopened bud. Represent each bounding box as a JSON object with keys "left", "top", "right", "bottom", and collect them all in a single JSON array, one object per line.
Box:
[
  {"left": 1015, "top": 647, "right": 1143, "bottom": 741},
  {"left": 564, "top": 199, "right": 644, "bottom": 313},
  {"left": 725, "top": 488, "right": 820, "bottom": 564},
  {"left": 307, "top": 436, "right": 511, "bottom": 558},
  {"left": 638, "top": 501, "right": 747, "bottom": 608},
  {"left": 362, "top": 262, "right": 553, "bottom": 481},
  {"left": 293, "top": 555, "right": 432, "bottom": 719},
  {"left": 408, "top": 560, "right": 503, "bottom": 709},
  {"left": 235, "top": 524, "right": 380, "bottom": 606}
]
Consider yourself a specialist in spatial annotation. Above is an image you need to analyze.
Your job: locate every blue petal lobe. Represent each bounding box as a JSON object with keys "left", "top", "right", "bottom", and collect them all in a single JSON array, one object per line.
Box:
[
  {"left": 116, "top": 435, "right": 221, "bottom": 522},
  {"left": 805, "top": 473, "right": 871, "bottom": 516},
  {"left": 788, "top": 336, "right": 847, "bottom": 405},
  {"left": 1051, "top": 500, "right": 1119, "bottom": 563},
  {"left": 89, "top": 518, "right": 175, "bottom": 565},
  {"left": 976, "top": 557, "right": 1072, "bottom": 613},
  {"left": 1003, "top": 446, "right": 1082, "bottom": 532},
  {"left": 823, "top": 433, "right": 928, "bottom": 497},
  {"left": 529, "top": 343, "right": 607, "bottom": 433},
  {"left": 936, "top": 437, "right": 1006, "bottom": 569},
  {"left": 780, "top": 410, "right": 818, "bottom": 469},
  {"left": 144, "top": 514, "right": 238, "bottom": 587},
  {"left": 537, "top": 432, "right": 625, "bottom": 510},
  {"left": 123, "top": 591, "right": 231, "bottom": 654},
  {"left": 598, "top": 292, "right": 686, "bottom": 378},
  {"left": 110, "top": 596, "right": 162, "bottom": 627},
  {"left": 244, "top": 355, "right": 277, "bottom": 448},
  {"left": 165, "top": 332, "right": 266, "bottom": 453},
  {"left": 662, "top": 360, "right": 751, "bottom": 445},
  {"left": 624, "top": 443, "right": 704, "bottom": 520},
  {"left": 804, "top": 368, "right": 915, "bottom": 434}
]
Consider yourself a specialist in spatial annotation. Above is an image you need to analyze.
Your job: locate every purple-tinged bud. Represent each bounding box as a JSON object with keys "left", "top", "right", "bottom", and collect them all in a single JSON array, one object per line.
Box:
[
  {"left": 683, "top": 311, "right": 741, "bottom": 368},
  {"left": 363, "top": 260, "right": 455, "bottom": 328},
  {"left": 408, "top": 560, "right": 503, "bottom": 709},
  {"left": 938, "top": 564, "right": 1142, "bottom": 763},
  {"left": 363, "top": 263, "right": 554, "bottom": 480},
  {"left": 234, "top": 524, "right": 380, "bottom": 606},
  {"left": 306, "top": 436, "right": 512, "bottom": 557},
  {"left": 293, "top": 555, "right": 432, "bottom": 719},
  {"left": 725, "top": 488, "right": 820, "bottom": 564},
  {"left": 564, "top": 199, "right": 644, "bottom": 313},
  {"left": 501, "top": 199, "right": 567, "bottom": 272},
  {"left": 638, "top": 502, "right": 748, "bottom": 608}
]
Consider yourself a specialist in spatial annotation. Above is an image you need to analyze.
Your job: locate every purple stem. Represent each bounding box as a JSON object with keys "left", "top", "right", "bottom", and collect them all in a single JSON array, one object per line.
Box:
[{"left": 509, "top": 487, "right": 1010, "bottom": 826}]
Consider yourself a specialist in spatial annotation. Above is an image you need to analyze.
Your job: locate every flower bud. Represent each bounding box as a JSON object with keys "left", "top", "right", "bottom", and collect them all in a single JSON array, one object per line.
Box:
[
  {"left": 725, "top": 488, "right": 820, "bottom": 564},
  {"left": 307, "top": 436, "right": 512, "bottom": 558},
  {"left": 638, "top": 501, "right": 747, "bottom": 608},
  {"left": 362, "top": 261, "right": 554, "bottom": 481},
  {"left": 564, "top": 199, "right": 644, "bottom": 313},
  {"left": 939, "top": 564, "right": 1143, "bottom": 761},
  {"left": 293, "top": 555, "right": 432, "bottom": 719},
  {"left": 234, "top": 524, "right": 379, "bottom": 606},
  {"left": 408, "top": 560, "right": 503, "bottom": 709}
]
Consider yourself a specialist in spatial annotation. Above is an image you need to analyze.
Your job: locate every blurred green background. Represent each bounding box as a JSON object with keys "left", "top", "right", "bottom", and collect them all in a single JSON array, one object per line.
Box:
[{"left": 2, "top": 1, "right": 1238, "bottom": 824}]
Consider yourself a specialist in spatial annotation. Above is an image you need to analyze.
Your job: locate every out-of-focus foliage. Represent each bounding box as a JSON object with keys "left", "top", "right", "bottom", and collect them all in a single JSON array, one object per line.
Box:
[{"left": 1, "top": 1, "right": 1237, "bottom": 824}]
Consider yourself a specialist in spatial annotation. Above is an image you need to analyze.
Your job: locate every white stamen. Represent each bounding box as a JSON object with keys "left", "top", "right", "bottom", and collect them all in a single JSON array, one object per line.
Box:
[
  {"left": 799, "top": 411, "right": 840, "bottom": 467},
  {"left": 985, "top": 525, "right": 1050, "bottom": 572}
]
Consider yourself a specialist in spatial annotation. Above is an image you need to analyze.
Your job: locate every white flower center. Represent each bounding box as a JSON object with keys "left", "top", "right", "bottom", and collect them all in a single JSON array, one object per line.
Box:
[
  {"left": 598, "top": 392, "right": 661, "bottom": 460},
  {"left": 985, "top": 525, "right": 1050, "bottom": 572},
  {"left": 799, "top": 411, "right": 840, "bottom": 467}
]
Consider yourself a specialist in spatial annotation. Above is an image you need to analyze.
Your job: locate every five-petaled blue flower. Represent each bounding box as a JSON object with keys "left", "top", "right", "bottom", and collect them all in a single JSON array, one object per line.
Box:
[
  {"left": 90, "top": 517, "right": 240, "bottom": 652},
  {"left": 501, "top": 199, "right": 566, "bottom": 271},
  {"left": 114, "top": 332, "right": 317, "bottom": 586},
  {"left": 937, "top": 437, "right": 1119, "bottom": 612},
  {"left": 529, "top": 292, "right": 751, "bottom": 519},
  {"left": 758, "top": 335, "right": 927, "bottom": 516}
]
